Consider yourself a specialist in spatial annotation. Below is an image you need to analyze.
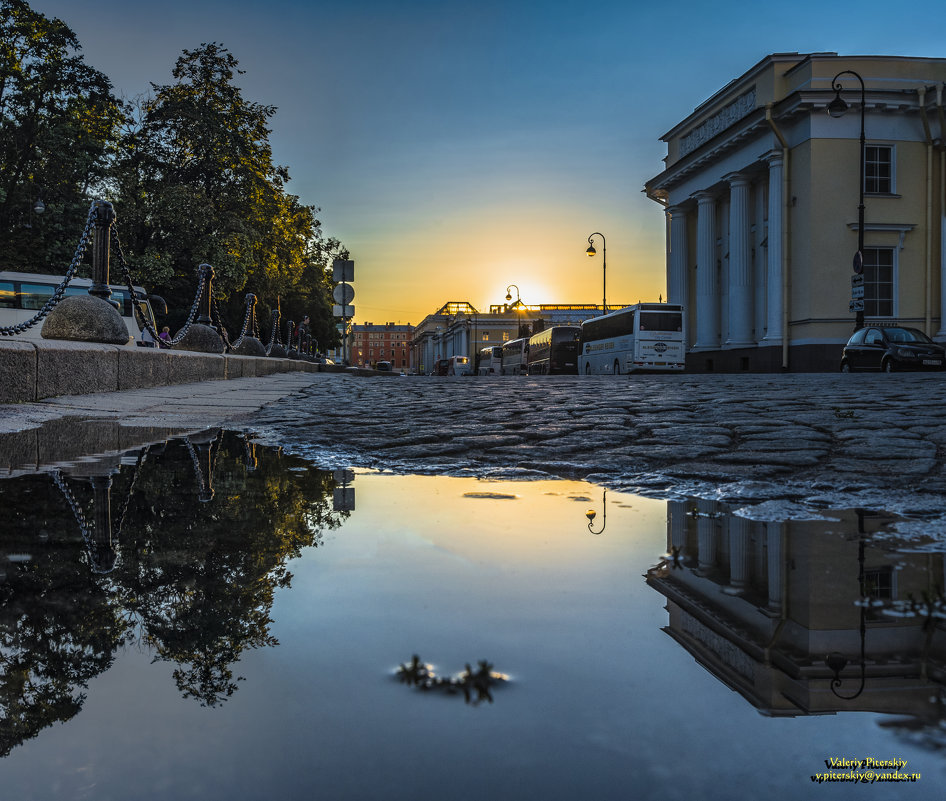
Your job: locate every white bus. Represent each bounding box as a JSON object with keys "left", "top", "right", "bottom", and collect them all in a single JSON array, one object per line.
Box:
[
  {"left": 477, "top": 345, "right": 502, "bottom": 375},
  {"left": 446, "top": 355, "right": 472, "bottom": 376},
  {"left": 0, "top": 270, "right": 164, "bottom": 344},
  {"left": 579, "top": 303, "right": 685, "bottom": 375},
  {"left": 500, "top": 337, "right": 528, "bottom": 375}
]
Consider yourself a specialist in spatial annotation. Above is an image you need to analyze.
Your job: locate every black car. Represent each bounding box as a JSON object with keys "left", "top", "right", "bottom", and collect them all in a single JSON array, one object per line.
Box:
[{"left": 840, "top": 326, "right": 946, "bottom": 372}]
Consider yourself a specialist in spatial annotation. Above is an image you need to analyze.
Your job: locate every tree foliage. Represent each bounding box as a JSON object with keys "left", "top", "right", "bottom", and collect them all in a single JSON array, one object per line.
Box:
[
  {"left": 0, "top": 0, "right": 122, "bottom": 271},
  {"left": 110, "top": 43, "right": 341, "bottom": 346}
]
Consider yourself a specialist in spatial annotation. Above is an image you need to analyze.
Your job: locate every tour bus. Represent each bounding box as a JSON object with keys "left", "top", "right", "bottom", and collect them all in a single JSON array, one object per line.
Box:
[
  {"left": 0, "top": 271, "right": 164, "bottom": 343},
  {"left": 527, "top": 325, "right": 580, "bottom": 375},
  {"left": 579, "top": 303, "right": 685, "bottom": 375},
  {"left": 446, "top": 355, "right": 472, "bottom": 376},
  {"left": 500, "top": 337, "right": 529, "bottom": 375},
  {"left": 477, "top": 345, "right": 502, "bottom": 375}
]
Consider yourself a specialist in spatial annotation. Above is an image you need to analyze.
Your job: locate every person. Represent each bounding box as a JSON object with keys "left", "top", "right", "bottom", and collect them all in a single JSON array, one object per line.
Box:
[
  {"left": 139, "top": 326, "right": 157, "bottom": 347},
  {"left": 159, "top": 326, "right": 171, "bottom": 342},
  {"left": 294, "top": 315, "right": 310, "bottom": 349}
]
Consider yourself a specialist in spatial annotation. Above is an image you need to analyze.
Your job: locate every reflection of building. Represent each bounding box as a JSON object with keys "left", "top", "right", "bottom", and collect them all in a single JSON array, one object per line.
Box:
[
  {"left": 645, "top": 53, "right": 946, "bottom": 372},
  {"left": 647, "top": 501, "right": 946, "bottom": 722},
  {"left": 350, "top": 322, "right": 412, "bottom": 369},
  {"left": 409, "top": 301, "right": 628, "bottom": 374}
]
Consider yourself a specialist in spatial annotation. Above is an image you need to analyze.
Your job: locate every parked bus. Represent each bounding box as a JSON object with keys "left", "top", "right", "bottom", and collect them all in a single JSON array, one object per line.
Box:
[
  {"left": 501, "top": 337, "right": 529, "bottom": 375},
  {"left": 579, "top": 303, "right": 685, "bottom": 375},
  {"left": 446, "top": 355, "right": 472, "bottom": 376},
  {"left": 477, "top": 345, "right": 502, "bottom": 375},
  {"left": 0, "top": 271, "right": 164, "bottom": 344},
  {"left": 527, "top": 326, "right": 580, "bottom": 375}
]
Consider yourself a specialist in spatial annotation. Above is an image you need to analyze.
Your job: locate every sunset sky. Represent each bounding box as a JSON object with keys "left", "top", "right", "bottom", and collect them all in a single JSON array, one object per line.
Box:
[{"left": 33, "top": 0, "right": 946, "bottom": 325}]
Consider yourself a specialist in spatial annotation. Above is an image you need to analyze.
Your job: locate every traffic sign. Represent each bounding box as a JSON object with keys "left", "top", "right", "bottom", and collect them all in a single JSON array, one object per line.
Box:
[
  {"left": 333, "top": 304, "right": 354, "bottom": 318},
  {"left": 853, "top": 250, "right": 863, "bottom": 274},
  {"left": 851, "top": 285, "right": 864, "bottom": 299},
  {"left": 849, "top": 299, "right": 865, "bottom": 312},
  {"left": 851, "top": 274, "right": 864, "bottom": 287},
  {"left": 332, "top": 259, "right": 354, "bottom": 282},
  {"left": 333, "top": 283, "right": 355, "bottom": 304}
]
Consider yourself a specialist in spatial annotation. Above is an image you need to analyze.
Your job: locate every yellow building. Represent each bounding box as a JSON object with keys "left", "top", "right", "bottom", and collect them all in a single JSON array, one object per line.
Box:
[{"left": 645, "top": 53, "right": 946, "bottom": 372}]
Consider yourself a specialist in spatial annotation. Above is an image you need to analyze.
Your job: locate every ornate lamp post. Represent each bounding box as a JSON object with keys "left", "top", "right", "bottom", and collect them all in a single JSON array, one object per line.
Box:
[
  {"left": 827, "top": 512, "right": 868, "bottom": 700},
  {"left": 584, "top": 489, "right": 607, "bottom": 535},
  {"left": 827, "top": 70, "right": 866, "bottom": 331},
  {"left": 586, "top": 232, "right": 607, "bottom": 314}
]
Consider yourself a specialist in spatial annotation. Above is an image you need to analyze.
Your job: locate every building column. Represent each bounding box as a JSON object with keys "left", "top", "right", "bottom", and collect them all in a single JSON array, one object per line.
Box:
[
  {"left": 766, "top": 522, "right": 783, "bottom": 612},
  {"left": 727, "top": 517, "right": 750, "bottom": 592},
  {"left": 693, "top": 191, "right": 719, "bottom": 349},
  {"left": 765, "top": 152, "right": 784, "bottom": 344},
  {"left": 725, "top": 173, "right": 753, "bottom": 347},
  {"left": 667, "top": 205, "right": 689, "bottom": 309},
  {"left": 697, "top": 499, "right": 718, "bottom": 573}
]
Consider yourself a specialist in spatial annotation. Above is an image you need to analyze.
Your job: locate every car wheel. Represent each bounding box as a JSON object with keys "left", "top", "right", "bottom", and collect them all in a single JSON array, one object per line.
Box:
[
  {"left": 882, "top": 358, "right": 895, "bottom": 373},
  {"left": 840, "top": 361, "right": 851, "bottom": 373}
]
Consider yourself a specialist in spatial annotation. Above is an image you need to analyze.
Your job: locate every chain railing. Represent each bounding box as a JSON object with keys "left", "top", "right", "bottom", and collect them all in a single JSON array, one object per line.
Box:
[
  {"left": 111, "top": 229, "right": 209, "bottom": 349},
  {"left": 215, "top": 293, "right": 256, "bottom": 351},
  {"left": 264, "top": 309, "right": 281, "bottom": 356},
  {"left": 0, "top": 202, "right": 98, "bottom": 337}
]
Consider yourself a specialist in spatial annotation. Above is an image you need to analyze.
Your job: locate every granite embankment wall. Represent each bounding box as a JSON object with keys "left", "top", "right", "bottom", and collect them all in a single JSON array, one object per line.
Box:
[{"left": 0, "top": 339, "right": 332, "bottom": 403}]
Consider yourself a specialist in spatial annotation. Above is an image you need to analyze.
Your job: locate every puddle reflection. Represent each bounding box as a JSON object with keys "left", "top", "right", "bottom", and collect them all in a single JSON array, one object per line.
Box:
[
  {"left": 0, "top": 431, "right": 346, "bottom": 755},
  {"left": 649, "top": 500, "right": 946, "bottom": 752}
]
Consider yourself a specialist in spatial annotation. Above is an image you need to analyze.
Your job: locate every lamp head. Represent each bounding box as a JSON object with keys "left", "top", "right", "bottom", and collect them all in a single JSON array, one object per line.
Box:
[
  {"left": 585, "top": 509, "right": 597, "bottom": 522},
  {"left": 827, "top": 90, "right": 849, "bottom": 119},
  {"left": 33, "top": 198, "right": 45, "bottom": 214},
  {"left": 586, "top": 244, "right": 596, "bottom": 257},
  {"left": 826, "top": 652, "right": 849, "bottom": 678}
]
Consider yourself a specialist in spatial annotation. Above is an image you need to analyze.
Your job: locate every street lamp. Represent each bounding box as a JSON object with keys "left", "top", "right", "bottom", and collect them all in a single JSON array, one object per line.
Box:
[
  {"left": 586, "top": 233, "right": 607, "bottom": 314},
  {"left": 827, "top": 512, "right": 868, "bottom": 700},
  {"left": 827, "top": 70, "right": 866, "bottom": 331},
  {"left": 505, "top": 284, "right": 521, "bottom": 309},
  {"left": 584, "top": 489, "right": 607, "bottom": 535}
]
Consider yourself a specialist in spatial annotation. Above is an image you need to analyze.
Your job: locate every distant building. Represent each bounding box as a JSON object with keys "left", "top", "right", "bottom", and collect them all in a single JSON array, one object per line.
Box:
[
  {"left": 350, "top": 322, "right": 412, "bottom": 369},
  {"left": 410, "top": 301, "right": 629, "bottom": 374},
  {"left": 645, "top": 52, "right": 946, "bottom": 371}
]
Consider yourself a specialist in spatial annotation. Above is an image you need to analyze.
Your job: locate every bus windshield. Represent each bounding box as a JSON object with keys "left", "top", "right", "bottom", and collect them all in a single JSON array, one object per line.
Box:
[{"left": 638, "top": 312, "right": 682, "bottom": 332}]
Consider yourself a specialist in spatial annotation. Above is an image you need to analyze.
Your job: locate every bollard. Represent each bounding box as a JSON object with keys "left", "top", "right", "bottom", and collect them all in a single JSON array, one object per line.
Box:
[
  {"left": 267, "top": 309, "right": 286, "bottom": 358},
  {"left": 231, "top": 294, "right": 266, "bottom": 357},
  {"left": 40, "top": 201, "right": 129, "bottom": 344},
  {"left": 174, "top": 263, "right": 225, "bottom": 353}
]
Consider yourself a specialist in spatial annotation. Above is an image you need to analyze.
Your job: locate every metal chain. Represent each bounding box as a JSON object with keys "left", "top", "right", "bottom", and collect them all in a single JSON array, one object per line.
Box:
[
  {"left": 185, "top": 439, "right": 208, "bottom": 497},
  {"left": 110, "top": 227, "right": 207, "bottom": 347},
  {"left": 264, "top": 312, "right": 279, "bottom": 355},
  {"left": 52, "top": 470, "right": 94, "bottom": 553},
  {"left": 114, "top": 446, "right": 149, "bottom": 536},
  {"left": 0, "top": 203, "right": 97, "bottom": 336},
  {"left": 212, "top": 294, "right": 234, "bottom": 350},
  {"left": 226, "top": 296, "right": 254, "bottom": 350}
]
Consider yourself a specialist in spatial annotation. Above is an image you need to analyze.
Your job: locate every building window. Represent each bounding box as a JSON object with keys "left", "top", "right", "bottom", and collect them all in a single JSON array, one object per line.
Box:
[
  {"left": 865, "top": 145, "right": 893, "bottom": 194},
  {"left": 863, "top": 247, "right": 894, "bottom": 317},
  {"left": 502, "top": 332, "right": 509, "bottom": 341},
  {"left": 864, "top": 566, "right": 894, "bottom": 600}
]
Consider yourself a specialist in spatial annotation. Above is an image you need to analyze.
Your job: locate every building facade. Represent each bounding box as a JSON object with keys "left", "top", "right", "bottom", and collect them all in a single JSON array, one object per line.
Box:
[
  {"left": 349, "top": 322, "right": 412, "bottom": 369},
  {"left": 645, "top": 53, "right": 946, "bottom": 371},
  {"left": 409, "top": 302, "right": 616, "bottom": 374}
]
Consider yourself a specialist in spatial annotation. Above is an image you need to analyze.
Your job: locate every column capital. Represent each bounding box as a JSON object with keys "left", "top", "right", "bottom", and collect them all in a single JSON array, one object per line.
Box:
[
  {"left": 723, "top": 171, "right": 751, "bottom": 188},
  {"left": 762, "top": 149, "right": 784, "bottom": 167},
  {"left": 691, "top": 189, "right": 717, "bottom": 205}
]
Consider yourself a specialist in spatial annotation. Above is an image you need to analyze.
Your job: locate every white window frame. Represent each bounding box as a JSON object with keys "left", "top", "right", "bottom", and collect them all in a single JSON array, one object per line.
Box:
[
  {"left": 864, "top": 143, "right": 895, "bottom": 195},
  {"left": 862, "top": 246, "right": 897, "bottom": 318}
]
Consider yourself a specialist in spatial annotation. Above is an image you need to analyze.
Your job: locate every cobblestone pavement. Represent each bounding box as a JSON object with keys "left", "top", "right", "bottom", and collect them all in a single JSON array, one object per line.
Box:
[{"left": 253, "top": 372, "right": 946, "bottom": 514}]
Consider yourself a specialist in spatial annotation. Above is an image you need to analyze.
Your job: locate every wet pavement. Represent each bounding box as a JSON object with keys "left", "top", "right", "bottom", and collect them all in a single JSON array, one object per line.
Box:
[{"left": 252, "top": 372, "right": 946, "bottom": 516}]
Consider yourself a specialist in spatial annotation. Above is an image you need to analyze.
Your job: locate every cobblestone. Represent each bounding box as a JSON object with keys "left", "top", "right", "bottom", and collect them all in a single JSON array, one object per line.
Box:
[{"left": 252, "top": 371, "right": 946, "bottom": 514}]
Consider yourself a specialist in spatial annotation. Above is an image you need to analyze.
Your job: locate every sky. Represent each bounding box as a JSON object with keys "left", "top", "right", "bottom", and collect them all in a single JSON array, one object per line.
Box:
[{"left": 31, "top": 0, "right": 946, "bottom": 325}]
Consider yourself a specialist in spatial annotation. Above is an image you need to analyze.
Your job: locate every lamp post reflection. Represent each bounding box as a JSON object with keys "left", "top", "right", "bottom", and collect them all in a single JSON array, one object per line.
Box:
[
  {"left": 584, "top": 489, "right": 607, "bottom": 535},
  {"left": 827, "top": 510, "right": 867, "bottom": 700}
]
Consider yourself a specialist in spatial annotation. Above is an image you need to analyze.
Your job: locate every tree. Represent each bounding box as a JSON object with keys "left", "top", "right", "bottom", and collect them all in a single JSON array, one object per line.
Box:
[
  {"left": 0, "top": 0, "right": 122, "bottom": 271},
  {"left": 110, "top": 43, "right": 339, "bottom": 347}
]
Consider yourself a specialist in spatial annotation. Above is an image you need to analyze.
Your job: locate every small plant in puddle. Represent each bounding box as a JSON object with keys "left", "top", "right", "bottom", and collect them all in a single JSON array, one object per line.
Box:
[{"left": 396, "top": 654, "right": 507, "bottom": 704}]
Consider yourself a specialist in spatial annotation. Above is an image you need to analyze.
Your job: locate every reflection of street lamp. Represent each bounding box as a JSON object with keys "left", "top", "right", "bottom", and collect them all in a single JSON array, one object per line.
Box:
[
  {"left": 586, "top": 232, "right": 607, "bottom": 313},
  {"left": 827, "top": 70, "right": 866, "bottom": 331},
  {"left": 827, "top": 514, "right": 867, "bottom": 700},
  {"left": 584, "top": 489, "right": 607, "bottom": 534}
]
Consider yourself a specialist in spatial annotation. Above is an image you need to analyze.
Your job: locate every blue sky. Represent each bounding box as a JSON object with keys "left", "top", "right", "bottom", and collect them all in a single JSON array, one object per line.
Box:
[{"left": 32, "top": 0, "right": 946, "bottom": 323}]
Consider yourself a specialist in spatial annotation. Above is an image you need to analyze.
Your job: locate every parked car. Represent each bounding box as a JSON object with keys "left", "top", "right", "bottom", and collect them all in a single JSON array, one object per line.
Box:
[
  {"left": 375, "top": 360, "right": 392, "bottom": 371},
  {"left": 840, "top": 326, "right": 946, "bottom": 372}
]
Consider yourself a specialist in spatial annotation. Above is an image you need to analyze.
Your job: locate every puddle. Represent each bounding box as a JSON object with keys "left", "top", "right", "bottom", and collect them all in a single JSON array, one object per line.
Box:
[{"left": 0, "top": 432, "right": 943, "bottom": 799}]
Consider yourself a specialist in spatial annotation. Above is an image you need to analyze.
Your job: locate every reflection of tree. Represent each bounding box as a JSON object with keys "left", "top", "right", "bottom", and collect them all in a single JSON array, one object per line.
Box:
[
  {"left": 112, "top": 432, "right": 346, "bottom": 706},
  {"left": 0, "top": 485, "right": 124, "bottom": 756},
  {"left": 0, "top": 432, "right": 345, "bottom": 758}
]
